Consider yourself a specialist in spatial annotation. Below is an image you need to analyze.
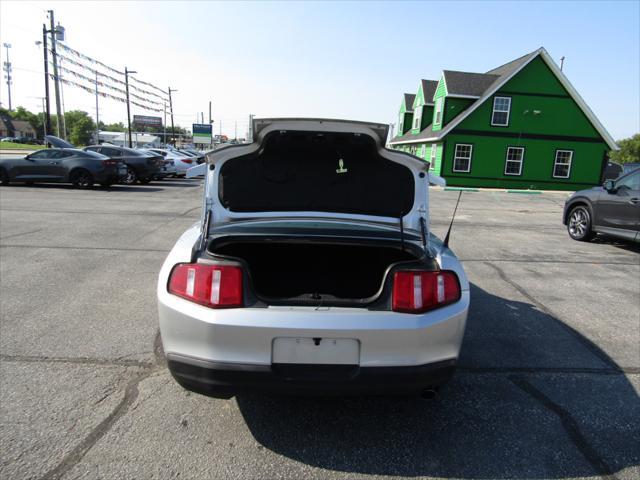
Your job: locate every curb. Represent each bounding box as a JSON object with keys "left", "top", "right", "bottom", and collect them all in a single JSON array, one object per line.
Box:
[
  {"left": 444, "top": 187, "right": 479, "bottom": 192},
  {"left": 506, "top": 189, "right": 543, "bottom": 194}
]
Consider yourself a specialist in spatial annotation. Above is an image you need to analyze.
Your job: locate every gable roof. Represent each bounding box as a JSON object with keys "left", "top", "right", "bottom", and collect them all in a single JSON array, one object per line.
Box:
[
  {"left": 391, "top": 48, "right": 617, "bottom": 150},
  {"left": 420, "top": 80, "right": 438, "bottom": 105},
  {"left": 403, "top": 93, "right": 415, "bottom": 112}
]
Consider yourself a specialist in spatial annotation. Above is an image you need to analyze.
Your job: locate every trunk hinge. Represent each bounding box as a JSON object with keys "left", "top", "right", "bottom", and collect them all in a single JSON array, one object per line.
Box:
[
  {"left": 418, "top": 204, "right": 428, "bottom": 253},
  {"left": 199, "top": 198, "right": 214, "bottom": 250}
]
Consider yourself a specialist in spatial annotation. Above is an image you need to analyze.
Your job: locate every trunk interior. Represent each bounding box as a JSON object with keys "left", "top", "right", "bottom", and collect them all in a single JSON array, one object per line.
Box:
[{"left": 210, "top": 240, "right": 421, "bottom": 302}]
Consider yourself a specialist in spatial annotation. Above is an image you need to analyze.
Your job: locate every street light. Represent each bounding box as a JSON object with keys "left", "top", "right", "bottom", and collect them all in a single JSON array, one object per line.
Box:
[
  {"left": 3, "top": 43, "right": 12, "bottom": 111},
  {"left": 125, "top": 67, "right": 137, "bottom": 148}
]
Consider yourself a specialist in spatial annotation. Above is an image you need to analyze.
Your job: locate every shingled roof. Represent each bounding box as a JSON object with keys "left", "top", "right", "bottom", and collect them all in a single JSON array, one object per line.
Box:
[
  {"left": 420, "top": 80, "right": 439, "bottom": 104},
  {"left": 442, "top": 71, "right": 499, "bottom": 97},
  {"left": 403, "top": 93, "right": 415, "bottom": 112},
  {"left": 390, "top": 48, "right": 617, "bottom": 150}
]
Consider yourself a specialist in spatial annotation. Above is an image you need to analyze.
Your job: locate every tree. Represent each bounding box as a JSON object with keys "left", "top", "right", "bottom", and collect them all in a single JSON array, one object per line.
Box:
[
  {"left": 98, "top": 121, "right": 126, "bottom": 132},
  {"left": 610, "top": 134, "right": 640, "bottom": 164},
  {"left": 64, "top": 110, "right": 95, "bottom": 146}
]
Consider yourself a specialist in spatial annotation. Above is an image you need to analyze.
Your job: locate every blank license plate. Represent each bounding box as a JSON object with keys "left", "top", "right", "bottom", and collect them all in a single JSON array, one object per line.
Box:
[{"left": 272, "top": 337, "right": 360, "bottom": 365}]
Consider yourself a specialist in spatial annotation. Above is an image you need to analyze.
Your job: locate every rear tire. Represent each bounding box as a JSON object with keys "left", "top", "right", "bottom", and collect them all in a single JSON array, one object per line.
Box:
[
  {"left": 70, "top": 169, "right": 94, "bottom": 189},
  {"left": 122, "top": 167, "right": 137, "bottom": 185},
  {"left": 138, "top": 177, "right": 152, "bottom": 184},
  {"left": 567, "top": 205, "right": 595, "bottom": 241},
  {"left": 0, "top": 168, "right": 9, "bottom": 186},
  {"left": 100, "top": 182, "right": 113, "bottom": 188}
]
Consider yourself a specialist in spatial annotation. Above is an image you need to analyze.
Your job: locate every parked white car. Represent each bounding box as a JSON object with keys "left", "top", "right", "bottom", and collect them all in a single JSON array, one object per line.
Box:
[
  {"left": 147, "top": 148, "right": 194, "bottom": 177},
  {"left": 157, "top": 118, "right": 469, "bottom": 399}
]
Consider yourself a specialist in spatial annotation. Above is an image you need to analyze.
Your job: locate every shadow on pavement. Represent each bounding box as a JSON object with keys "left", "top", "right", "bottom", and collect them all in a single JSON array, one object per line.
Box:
[
  {"left": 236, "top": 283, "right": 639, "bottom": 478},
  {"left": 591, "top": 235, "right": 640, "bottom": 253}
]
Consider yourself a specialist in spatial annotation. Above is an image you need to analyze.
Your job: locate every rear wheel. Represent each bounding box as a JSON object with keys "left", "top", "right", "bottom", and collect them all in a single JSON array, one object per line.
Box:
[
  {"left": 0, "top": 168, "right": 9, "bottom": 186},
  {"left": 70, "top": 169, "right": 94, "bottom": 188},
  {"left": 567, "top": 205, "right": 595, "bottom": 241},
  {"left": 138, "top": 177, "right": 152, "bottom": 184},
  {"left": 100, "top": 182, "right": 113, "bottom": 188},
  {"left": 122, "top": 167, "right": 137, "bottom": 185}
]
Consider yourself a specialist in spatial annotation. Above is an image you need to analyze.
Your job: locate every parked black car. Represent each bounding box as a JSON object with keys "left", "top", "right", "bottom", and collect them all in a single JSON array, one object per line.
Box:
[
  {"left": 563, "top": 168, "right": 640, "bottom": 243},
  {"left": 84, "top": 145, "right": 163, "bottom": 184},
  {"left": 0, "top": 143, "right": 125, "bottom": 188}
]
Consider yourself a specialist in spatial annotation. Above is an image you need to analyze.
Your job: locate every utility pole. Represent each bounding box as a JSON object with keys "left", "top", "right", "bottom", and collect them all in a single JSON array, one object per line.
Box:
[
  {"left": 41, "top": 98, "right": 47, "bottom": 137},
  {"left": 59, "top": 56, "right": 67, "bottom": 138},
  {"left": 124, "top": 66, "right": 136, "bottom": 148},
  {"left": 40, "top": 26, "right": 51, "bottom": 137},
  {"left": 94, "top": 70, "right": 99, "bottom": 143},
  {"left": 163, "top": 102, "right": 167, "bottom": 145},
  {"left": 48, "top": 10, "right": 64, "bottom": 139},
  {"left": 2, "top": 43, "right": 12, "bottom": 111},
  {"left": 168, "top": 87, "right": 177, "bottom": 146}
]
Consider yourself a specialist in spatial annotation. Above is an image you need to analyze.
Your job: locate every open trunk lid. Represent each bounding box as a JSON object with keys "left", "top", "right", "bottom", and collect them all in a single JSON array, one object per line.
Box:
[{"left": 193, "top": 118, "right": 432, "bottom": 240}]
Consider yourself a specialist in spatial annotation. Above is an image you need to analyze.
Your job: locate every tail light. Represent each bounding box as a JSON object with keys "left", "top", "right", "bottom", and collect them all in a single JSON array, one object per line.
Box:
[
  {"left": 168, "top": 263, "right": 243, "bottom": 308},
  {"left": 180, "top": 158, "right": 193, "bottom": 164},
  {"left": 392, "top": 270, "right": 460, "bottom": 313},
  {"left": 102, "top": 159, "right": 119, "bottom": 167}
]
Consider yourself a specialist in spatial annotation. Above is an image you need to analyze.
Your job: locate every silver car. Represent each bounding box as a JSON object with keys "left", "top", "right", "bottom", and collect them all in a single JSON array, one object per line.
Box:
[{"left": 157, "top": 118, "right": 470, "bottom": 398}]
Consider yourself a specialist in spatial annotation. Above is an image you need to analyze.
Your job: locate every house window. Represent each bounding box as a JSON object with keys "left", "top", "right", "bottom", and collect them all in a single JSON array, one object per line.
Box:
[
  {"left": 398, "top": 115, "right": 403, "bottom": 135},
  {"left": 430, "top": 144, "right": 437, "bottom": 164},
  {"left": 413, "top": 105, "right": 422, "bottom": 129},
  {"left": 434, "top": 98, "right": 443, "bottom": 125},
  {"left": 491, "top": 96, "right": 511, "bottom": 126},
  {"left": 553, "top": 150, "right": 573, "bottom": 178},
  {"left": 453, "top": 144, "right": 473, "bottom": 172},
  {"left": 504, "top": 147, "right": 524, "bottom": 175}
]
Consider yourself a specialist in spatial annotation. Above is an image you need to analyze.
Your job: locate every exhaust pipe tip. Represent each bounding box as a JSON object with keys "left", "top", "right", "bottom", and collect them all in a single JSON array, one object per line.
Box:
[{"left": 421, "top": 388, "right": 438, "bottom": 400}]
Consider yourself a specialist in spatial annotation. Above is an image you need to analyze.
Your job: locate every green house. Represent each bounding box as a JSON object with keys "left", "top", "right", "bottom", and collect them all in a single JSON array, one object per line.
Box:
[{"left": 390, "top": 48, "right": 618, "bottom": 190}]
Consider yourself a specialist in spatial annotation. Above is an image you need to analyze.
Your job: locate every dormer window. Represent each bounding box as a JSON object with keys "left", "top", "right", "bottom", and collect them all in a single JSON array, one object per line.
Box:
[
  {"left": 491, "top": 96, "right": 511, "bottom": 126},
  {"left": 434, "top": 98, "right": 443, "bottom": 125},
  {"left": 398, "top": 114, "right": 403, "bottom": 135},
  {"left": 413, "top": 105, "right": 422, "bottom": 129}
]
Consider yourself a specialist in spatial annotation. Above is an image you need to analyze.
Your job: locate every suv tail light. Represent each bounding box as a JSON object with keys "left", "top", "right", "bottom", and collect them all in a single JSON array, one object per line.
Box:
[
  {"left": 180, "top": 158, "right": 193, "bottom": 164},
  {"left": 392, "top": 270, "right": 460, "bottom": 313},
  {"left": 102, "top": 159, "right": 119, "bottom": 167},
  {"left": 168, "top": 263, "right": 243, "bottom": 308}
]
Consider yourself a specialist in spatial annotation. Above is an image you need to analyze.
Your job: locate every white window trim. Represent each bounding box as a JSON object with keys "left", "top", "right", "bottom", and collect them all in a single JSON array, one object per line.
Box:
[
  {"left": 504, "top": 147, "right": 525, "bottom": 176},
  {"left": 453, "top": 144, "right": 473, "bottom": 173},
  {"left": 553, "top": 150, "right": 573, "bottom": 178},
  {"left": 434, "top": 98, "right": 443, "bottom": 125},
  {"left": 430, "top": 144, "right": 437, "bottom": 163},
  {"left": 398, "top": 115, "right": 403, "bottom": 135},
  {"left": 491, "top": 96, "right": 511, "bottom": 127},
  {"left": 413, "top": 105, "right": 422, "bottom": 129}
]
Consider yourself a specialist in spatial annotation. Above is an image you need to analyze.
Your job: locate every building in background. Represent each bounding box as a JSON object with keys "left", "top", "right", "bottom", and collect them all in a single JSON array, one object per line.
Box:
[
  {"left": 390, "top": 48, "right": 618, "bottom": 190},
  {"left": 0, "top": 114, "right": 37, "bottom": 139}
]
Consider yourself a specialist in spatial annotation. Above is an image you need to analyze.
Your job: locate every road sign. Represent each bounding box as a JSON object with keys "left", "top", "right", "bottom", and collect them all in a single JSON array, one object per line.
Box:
[{"left": 193, "top": 123, "right": 212, "bottom": 144}]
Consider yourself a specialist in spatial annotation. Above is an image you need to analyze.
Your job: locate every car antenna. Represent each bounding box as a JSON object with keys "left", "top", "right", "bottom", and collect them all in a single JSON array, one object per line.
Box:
[{"left": 443, "top": 190, "right": 463, "bottom": 249}]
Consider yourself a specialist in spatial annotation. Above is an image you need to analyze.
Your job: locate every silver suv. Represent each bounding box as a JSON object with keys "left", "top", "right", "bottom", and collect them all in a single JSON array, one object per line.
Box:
[{"left": 157, "top": 118, "right": 470, "bottom": 398}]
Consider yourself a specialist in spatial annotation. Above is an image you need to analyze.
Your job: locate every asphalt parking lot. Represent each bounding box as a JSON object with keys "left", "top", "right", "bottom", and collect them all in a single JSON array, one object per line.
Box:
[{"left": 1, "top": 179, "right": 638, "bottom": 480}]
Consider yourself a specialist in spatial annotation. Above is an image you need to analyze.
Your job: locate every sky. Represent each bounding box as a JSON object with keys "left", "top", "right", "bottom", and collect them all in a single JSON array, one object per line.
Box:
[{"left": 0, "top": 0, "right": 638, "bottom": 139}]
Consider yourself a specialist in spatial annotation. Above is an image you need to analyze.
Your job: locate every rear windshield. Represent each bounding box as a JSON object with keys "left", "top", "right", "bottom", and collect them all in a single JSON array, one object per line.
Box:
[{"left": 218, "top": 131, "right": 415, "bottom": 217}]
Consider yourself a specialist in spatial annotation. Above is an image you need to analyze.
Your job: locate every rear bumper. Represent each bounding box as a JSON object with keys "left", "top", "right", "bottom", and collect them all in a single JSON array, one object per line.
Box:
[{"left": 167, "top": 353, "right": 456, "bottom": 397}]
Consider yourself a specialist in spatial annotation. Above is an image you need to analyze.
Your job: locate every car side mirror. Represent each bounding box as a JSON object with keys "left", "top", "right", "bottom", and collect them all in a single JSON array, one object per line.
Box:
[
  {"left": 603, "top": 179, "right": 616, "bottom": 193},
  {"left": 25, "top": 154, "right": 34, "bottom": 160}
]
